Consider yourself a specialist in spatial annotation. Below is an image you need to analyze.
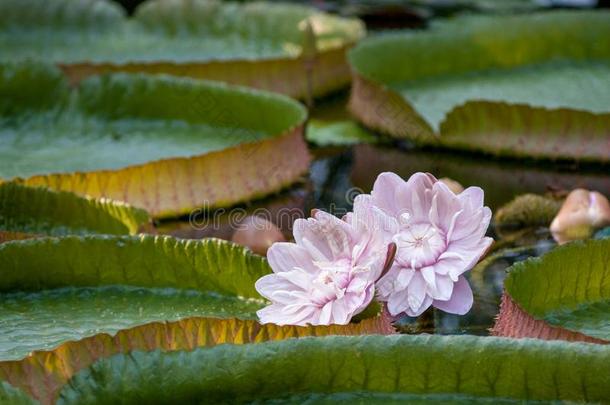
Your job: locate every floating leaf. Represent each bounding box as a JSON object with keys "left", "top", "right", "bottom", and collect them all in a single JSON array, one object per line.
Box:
[
  {"left": 0, "top": 316, "right": 393, "bottom": 405},
  {"left": 58, "top": 335, "right": 610, "bottom": 404},
  {"left": 0, "top": 182, "right": 149, "bottom": 239},
  {"left": 0, "top": 62, "right": 309, "bottom": 218},
  {"left": 0, "top": 235, "right": 393, "bottom": 404},
  {"left": 493, "top": 239, "right": 610, "bottom": 343},
  {"left": 0, "top": 235, "right": 268, "bottom": 362},
  {"left": 348, "top": 11, "right": 610, "bottom": 161},
  {"left": 0, "top": 0, "right": 364, "bottom": 99},
  {"left": 307, "top": 120, "right": 378, "bottom": 146}
]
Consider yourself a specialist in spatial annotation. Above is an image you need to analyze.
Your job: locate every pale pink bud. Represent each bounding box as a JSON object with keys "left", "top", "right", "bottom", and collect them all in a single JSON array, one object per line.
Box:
[{"left": 550, "top": 189, "right": 610, "bottom": 245}]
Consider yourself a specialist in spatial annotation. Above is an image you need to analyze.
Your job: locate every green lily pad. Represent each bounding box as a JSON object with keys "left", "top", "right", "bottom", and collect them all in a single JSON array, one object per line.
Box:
[
  {"left": 307, "top": 120, "right": 378, "bottom": 147},
  {"left": 544, "top": 301, "right": 610, "bottom": 341},
  {"left": 348, "top": 11, "right": 610, "bottom": 161},
  {"left": 495, "top": 239, "right": 610, "bottom": 342},
  {"left": 0, "top": 182, "right": 149, "bottom": 238},
  {"left": 0, "top": 235, "right": 269, "bottom": 362},
  {"left": 57, "top": 335, "right": 610, "bottom": 404},
  {"left": 0, "top": 0, "right": 364, "bottom": 98},
  {"left": 0, "top": 62, "right": 309, "bottom": 218}
]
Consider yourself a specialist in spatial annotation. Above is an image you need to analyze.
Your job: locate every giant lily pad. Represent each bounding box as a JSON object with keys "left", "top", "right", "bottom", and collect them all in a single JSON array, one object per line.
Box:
[
  {"left": 348, "top": 11, "right": 610, "bottom": 162},
  {"left": 0, "top": 182, "right": 150, "bottom": 240},
  {"left": 0, "top": 0, "right": 364, "bottom": 99},
  {"left": 0, "top": 235, "right": 393, "bottom": 404},
  {"left": 58, "top": 334, "right": 610, "bottom": 404},
  {"left": 0, "top": 63, "right": 310, "bottom": 218},
  {"left": 493, "top": 239, "right": 610, "bottom": 343}
]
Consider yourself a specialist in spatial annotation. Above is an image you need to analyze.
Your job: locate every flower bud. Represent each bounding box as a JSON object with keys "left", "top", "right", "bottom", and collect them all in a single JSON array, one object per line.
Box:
[{"left": 550, "top": 189, "right": 610, "bottom": 244}]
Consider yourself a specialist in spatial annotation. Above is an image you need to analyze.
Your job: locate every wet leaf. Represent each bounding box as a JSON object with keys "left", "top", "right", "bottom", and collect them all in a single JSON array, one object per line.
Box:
[
  {"left": 307, "top": 120, "right": 378, "bottom": 146},
  {"left": 349, "top": 11, "right": 610, "bottom": 161},
  {"left": 58, "top": 335, "right": 610, "bottom": 404},
  {"left": 493, "top": 239, "right": 610, "bottom": 342},
  {"left": 0, "top": 182, "right": 149, "bottom": 239},
  {"left": 0, "top": 0, "right": 364, "bottom": 98},
  {"left": 0, "top": 62, "right": 309, "bottom": 218}
]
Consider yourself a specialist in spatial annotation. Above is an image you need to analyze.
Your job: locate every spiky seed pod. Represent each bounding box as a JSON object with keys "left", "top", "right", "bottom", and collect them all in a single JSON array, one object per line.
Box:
[{"left": 494, "top": 194, "right": 562, "bottom": 230}]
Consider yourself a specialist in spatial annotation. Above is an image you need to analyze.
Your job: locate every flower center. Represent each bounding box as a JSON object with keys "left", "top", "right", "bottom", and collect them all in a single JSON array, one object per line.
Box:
[
  {"left": 309, "top": 259, "right": 352, "bottom": 305},
  {"left": 393, "top": 223, "right": 445, "bottom": 269}
]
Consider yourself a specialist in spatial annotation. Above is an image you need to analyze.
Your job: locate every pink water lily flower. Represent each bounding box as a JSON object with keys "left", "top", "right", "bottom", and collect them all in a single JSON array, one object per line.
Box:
[
  {"left": 255, "top": 196, "right": 392, "bottom": 326},
  {"left": 373, "top": 172, "right": 493, "bottom": 317}
]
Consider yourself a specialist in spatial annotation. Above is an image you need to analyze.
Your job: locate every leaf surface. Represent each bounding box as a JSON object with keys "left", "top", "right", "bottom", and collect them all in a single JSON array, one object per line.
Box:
[
  {"left": 58, "top": 335, "right": 610, "bottom": 404},
  {"left": 0, "top": 0, "right": 364, "bottom": 98},
  {"left": 0, "top": 182, "right": 149, "bottom": 237},
  {"left": 0, "top": 62, "right": 309, "bottom": 217},
  {"left": 0, "top": 235, "right": 269, "bottom": 361},
  {"left": 494, "top": 239, "right": 610, "bottom": 342},
  {"left": 348, "top": 11, "right": 610, "bottom": 161}
]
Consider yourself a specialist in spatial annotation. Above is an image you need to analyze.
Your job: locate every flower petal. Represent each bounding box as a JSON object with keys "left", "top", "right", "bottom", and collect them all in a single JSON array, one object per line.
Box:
[
  {"left": 387, "top": 287, "right": 410, "bottom": 316},
  {"left": 441, "top": 236, "right": 493, "bottom": 280},
  {"left": 433, "top": 273, "right": 454, "bottom": 301},
  {"left": 451, "top": 188, "right": 491, "bottom": 242},
  {"left": 395, "top": 267, "right": 415, "bottom": 291},
  {"left": 404, "top": 295, "right": 433, "bottom": 317},
  {"left": 255, "top": 273, "right": 299, "bottom": 302},
  {"left": 406, "top": 271, "right": 428, "bottom": 315},
  {"left": 293, "top": 212, "right": 353, "bottom": 262},
  {"left": 420, "top": 266, "right": 436, "bottom": 291},
  {"left": 401, "top": 172, "right": 437, "bottom": 223},
  {"left": 257, "top": 304, "right": 315, "bottom": 326},
  {"left": 432, "top": 276, "right": 473, "bottom": 315},
  {"left": 331, "top": 299, "right": 351, "bottom": 325},
  {"left": 371, "top": 172, "right": 405, "bottom": 216},
  {"left": 267, "top": 242, "right": 314, "bottom": 273},
  {"left": 429, "top": 182, "right": 462, "bottom": 236},
  {"left": 275, "top": 269, "right": 313, "bottom": 291},
  {"left": 318, "top": 302, "right": 333, "bottom": 325},
  {"left": 459, "top": 186, "right": 484, "bottom": 208}
]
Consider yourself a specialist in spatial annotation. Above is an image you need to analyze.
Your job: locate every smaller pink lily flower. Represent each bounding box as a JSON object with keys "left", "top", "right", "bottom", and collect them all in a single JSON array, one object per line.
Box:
[
  {"left": 373, "top": 172, "right": 493, "bottom": 317},
  {"left": 255, "top": 196, "right": 393, "bottom": 326}
]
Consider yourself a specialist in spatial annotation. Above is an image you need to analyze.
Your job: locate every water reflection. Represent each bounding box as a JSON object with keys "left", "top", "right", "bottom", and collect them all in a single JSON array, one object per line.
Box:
[
  {"left": 351, "top": 143, "right": 610, "bottom": 210},
  {"left": 156, "top": 185, "right": 311, "bottom": 241},
  {"left": 395, "top": 241, "right": 556, "bottom": 336}
]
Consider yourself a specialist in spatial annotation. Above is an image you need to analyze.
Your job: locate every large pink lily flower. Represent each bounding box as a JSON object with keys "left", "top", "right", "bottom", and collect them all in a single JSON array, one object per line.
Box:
[
  {"left": 255, "top": 196, "right": 392, "bottom": 326},
  {"left": 372, "top": 172, "right": 493, "bottom": 317}
]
